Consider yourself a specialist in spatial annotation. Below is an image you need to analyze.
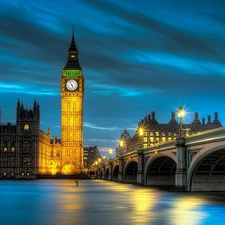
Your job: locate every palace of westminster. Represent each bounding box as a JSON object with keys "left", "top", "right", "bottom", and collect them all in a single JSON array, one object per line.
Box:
[{"left": 0, "top": 32, "right": 223, "bottom": 179}]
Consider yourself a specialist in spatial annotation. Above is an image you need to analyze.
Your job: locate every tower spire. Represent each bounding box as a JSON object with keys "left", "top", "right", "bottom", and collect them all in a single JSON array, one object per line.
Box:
[
  {"left": 63, "top": 26, "right": 80, "bottom": 69},
  {"left": 68, "top": 26, "right": 77, "bottom": 52}
]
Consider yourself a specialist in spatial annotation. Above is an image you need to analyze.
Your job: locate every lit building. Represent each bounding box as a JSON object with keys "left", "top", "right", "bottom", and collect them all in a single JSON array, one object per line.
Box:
[
  {"left": 116, "top": 129, "right": 131, "bottom": 157},
  {"left": 119, "top": 111, "right": 222, "bottom": 153},
  {"left": 0, "top": 100, "right": 40, "bottom": 179},
  {"left": 0, "top": 30, "right": 84, "bottom": 179},
  {"left": 60, "top": 29, "right": 84, "bottom": 175},
  {"left": 83, "top": 146, "right": 100, "bottom": 169}
]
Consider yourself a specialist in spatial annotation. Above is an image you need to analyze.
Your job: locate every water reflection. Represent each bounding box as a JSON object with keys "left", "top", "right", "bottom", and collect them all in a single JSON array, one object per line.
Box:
[
  {"left": 0, "top": 180, "right": 225, "bottom": 225},
  {"left": 169, "top": 196, "right": 207, "bottom": 225}
]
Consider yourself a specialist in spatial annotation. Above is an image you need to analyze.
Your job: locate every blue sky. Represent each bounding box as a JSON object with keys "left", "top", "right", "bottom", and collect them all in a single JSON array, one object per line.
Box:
[{"left": 0, "top": 0, "right": 225, "bottom": 157}]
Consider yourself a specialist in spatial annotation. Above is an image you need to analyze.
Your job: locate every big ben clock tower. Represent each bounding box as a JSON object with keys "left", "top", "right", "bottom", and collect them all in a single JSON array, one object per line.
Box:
[{"left": 61, "top": 30, "right": 84, "bottom": 174}]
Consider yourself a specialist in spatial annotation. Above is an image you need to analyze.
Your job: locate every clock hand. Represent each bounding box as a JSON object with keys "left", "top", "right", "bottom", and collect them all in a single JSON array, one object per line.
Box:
[{"left": 69, "top": 80, "right": 74, "bottom": 87}]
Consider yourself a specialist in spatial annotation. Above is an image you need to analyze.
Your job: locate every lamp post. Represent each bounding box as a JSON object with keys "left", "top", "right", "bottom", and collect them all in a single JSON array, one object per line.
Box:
[
  {"left": 109, "top": 149, "right": 112, "bottom": 161},
  {"left": 119, "top": 139, "right": 124, "bottom": 156},
  {"left": 137, "top": 127, "right": 144, "bottom": 185},
  {"left": 139, "top": 127, "right": 144, "bottom": 149},
  {"left": 175, "top": 105, "right": 187, "bottom": 190},
  {"left": 178, "top": 105, "right": 185, "bottom": 137}
]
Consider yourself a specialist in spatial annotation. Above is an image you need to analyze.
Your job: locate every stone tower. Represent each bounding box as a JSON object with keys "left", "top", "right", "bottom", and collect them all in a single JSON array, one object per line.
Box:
[
  {"left": 60, "top": 30, "right": 84, "bottom": 174},
  {"left": 16, "top": 99, "right": 40, "bottom": 178}
]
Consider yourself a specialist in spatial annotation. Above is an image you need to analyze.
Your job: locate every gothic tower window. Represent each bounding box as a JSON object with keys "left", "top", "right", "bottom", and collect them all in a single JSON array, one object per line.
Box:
[{"left": 24, "top": 124, "right": 29, "bottom": 130}]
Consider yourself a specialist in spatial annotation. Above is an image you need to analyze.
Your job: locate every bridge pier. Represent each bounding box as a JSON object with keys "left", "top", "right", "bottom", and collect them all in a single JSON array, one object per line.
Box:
[
  {"left": 118, "top": 157, "right": 123, "bottom": 182},
  {"left": 175, "top": 137, "right": 187, "bottom": 191},
  {"left": 97, "top": 168, "right": 101, "bottom": 179},
  {"left": 102, "top": 166, "right": 105, "bottom": 179},
  {"left": 108, "top": 163, "right": 112, "bottom": 180},
  {"left": 137, "top": 149, "right": 144, "bottom": 185}
]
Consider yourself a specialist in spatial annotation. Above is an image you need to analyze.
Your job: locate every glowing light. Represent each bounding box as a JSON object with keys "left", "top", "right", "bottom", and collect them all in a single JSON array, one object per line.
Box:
[
  {"left": 119, "top": 140, "right": 124, "bottom": 147},
  {"left": 139, "top": 127, "right": 144, "bottom": 136},
  {"left": 62, "top": 164, "right": 72, "bottom": 174},
  {"left": 178, "top": 105, "right": 185, "bottom": 119}
]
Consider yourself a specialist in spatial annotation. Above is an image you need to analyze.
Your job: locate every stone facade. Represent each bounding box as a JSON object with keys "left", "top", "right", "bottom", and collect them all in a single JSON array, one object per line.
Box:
[
  {"left": 0, "top": 100, "right": 40, "bottom": 179},
  {"left": 83, "top": 146, "right": 100, "bottom": 169},
  {"left": 119, "top": 111, "right": 222, "bottom": 153},
  {"left": 0, "top": 31, "right": 85, "bottom": 179}
]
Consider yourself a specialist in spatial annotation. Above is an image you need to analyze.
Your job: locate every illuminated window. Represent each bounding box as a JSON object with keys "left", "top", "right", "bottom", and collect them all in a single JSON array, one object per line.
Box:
[
  {"left": 143, "top": 137, "right": 147, "bottom": 142},
  {"left": 162, "top": 132, "right": 165, "bottom": 136},
  {"left": 150, "top": 132, "right": 153, "bottom": 136},
  {"left": 27, "top": 172, "right": 30, "bottom": 176},
  {"left": 24, "top": 124, "right": 29, "bottom": 130},
  {"left": 143, "top": 144, "right": 147, "bottom": 148},
  {"left": 174, "top": 133, "right": 177, "bottom": 137},
  {"left": 162, "top": 137, "right": 166, "bottom": 142},
  {"left": 11, "top": 172, "right": 14, "bottom": 176},
  {"left": 168, "top": 137, "right": 172, "bottom": 141},
  {"left": 150, "top": 137, "right": 154, "bottom": 142},
  {"left": 156, "top": 132, "right": 159, "bottom": 136},
  {"left": 22, "top": 172, "right": 24, "bottom": 176},
  {"left": 168, "top": 132, "right": 171, "bottom": 136},
  {"left": 11, "top": 147, "right": 15, "bottom": 152},
  {"left": 156, "top": 138, "right": 159, "bottom": 143},
  {"left": 3, "top": 147, "right": 7, "bottom": 152},
  {"left": 3, "top": 172, "right": 6, "bottom": 176}
]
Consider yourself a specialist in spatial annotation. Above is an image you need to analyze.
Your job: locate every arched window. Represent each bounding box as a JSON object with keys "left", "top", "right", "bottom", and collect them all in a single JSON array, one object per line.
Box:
[{"left": 24, "top": 124, "right": 29, "bottom": 130}]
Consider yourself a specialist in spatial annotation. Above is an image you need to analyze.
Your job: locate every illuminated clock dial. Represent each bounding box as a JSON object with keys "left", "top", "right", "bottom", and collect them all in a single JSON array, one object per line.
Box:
[{"left": 66, "top": 79, "right": 78, "bottom": 91}]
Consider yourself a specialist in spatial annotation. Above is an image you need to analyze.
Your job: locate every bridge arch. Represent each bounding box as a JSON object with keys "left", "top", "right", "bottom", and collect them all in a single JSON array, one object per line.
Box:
[
  {"left": 98, "top": 168, "right": 103, "bottom": 179},
  {"left": 112, "top": 164, "right": 119, "bottom": 181},
  {"left": 188, "top": 145, "right": 225, "bottom": 191},
  {"left": 123, "top": 159, "right": 138, "bottom": 183},
  {"left": 144, "top": 153, "right": 177, "bottom": 187},
  {"left": 105, "top": 167, "right": 109, "bottom": 180}
]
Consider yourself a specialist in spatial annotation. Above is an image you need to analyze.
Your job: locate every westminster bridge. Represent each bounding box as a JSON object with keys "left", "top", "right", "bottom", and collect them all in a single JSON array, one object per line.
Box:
[{"left": 97, "top": 127, "right": 225, "bottom": 191}]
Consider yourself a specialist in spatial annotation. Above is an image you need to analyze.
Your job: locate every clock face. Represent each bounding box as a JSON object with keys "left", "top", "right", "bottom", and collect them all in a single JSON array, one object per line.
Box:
[{"left": 66, "top": 79, "right": 78, "bottom": 91}]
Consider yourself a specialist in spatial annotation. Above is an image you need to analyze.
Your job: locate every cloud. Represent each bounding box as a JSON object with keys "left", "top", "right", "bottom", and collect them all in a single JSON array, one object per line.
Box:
[{"left": 1, "top": 0, "right": 225, "bottom": 155}]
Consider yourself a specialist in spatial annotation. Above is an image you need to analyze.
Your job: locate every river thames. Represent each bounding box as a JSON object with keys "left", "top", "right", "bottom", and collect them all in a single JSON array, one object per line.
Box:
[{"left": 1, "top": 179, "right": 225, "bottom": 225}]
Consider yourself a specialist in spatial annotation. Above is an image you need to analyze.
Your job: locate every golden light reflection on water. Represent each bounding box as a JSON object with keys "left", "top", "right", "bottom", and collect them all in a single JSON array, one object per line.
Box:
[
  {"left": 129, "top": 188, "right": 157, "bottom": 224},
  {"left": 2, "top": 180, "right": 225, "bottom": 225},
  {"left": 168, "top": 196, "right": 208, "bottom": 225},
  {"left": 108, "top": 183, "right": 210, "bottom": 225}
]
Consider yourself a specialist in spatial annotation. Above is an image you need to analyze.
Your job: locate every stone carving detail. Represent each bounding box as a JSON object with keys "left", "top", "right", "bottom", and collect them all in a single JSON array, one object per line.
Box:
[
  {"left": 175, "top": 137, "right": 185, "bottom": 146},
  {"left": 172, "top": 152, "right": 177, "bottom": 157},
  {"left": 144, "top": 156, "right": 150, "bottom": 166},
  {"left": 188, "top": 151, "right": 199, "bottom": 165}
]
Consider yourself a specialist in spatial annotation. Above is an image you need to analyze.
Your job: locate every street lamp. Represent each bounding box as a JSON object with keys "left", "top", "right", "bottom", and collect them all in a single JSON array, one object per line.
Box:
[
  {"left": 119, "top": 139, "right": 124, "bottom": 156},
  {"left": 178, "top": 105, "right": 185, "bottom": 137},
  {"left": 109, "top": 149, "right": 112, "bottom": 161},
  {"left": 119, "top": 139, "right": 124, "bottom": 147},
  {"left": 139, "top": 127, "right": 144, "bottom": 149}
]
